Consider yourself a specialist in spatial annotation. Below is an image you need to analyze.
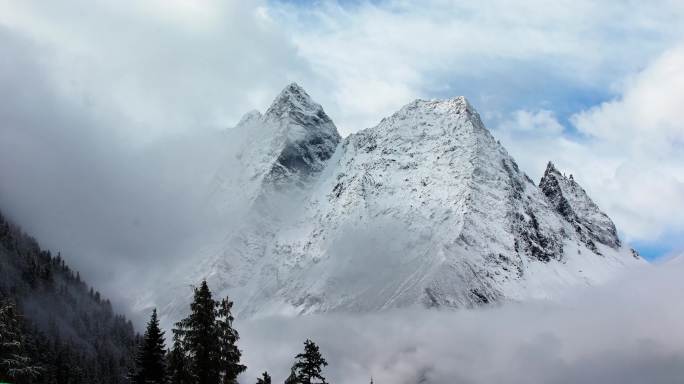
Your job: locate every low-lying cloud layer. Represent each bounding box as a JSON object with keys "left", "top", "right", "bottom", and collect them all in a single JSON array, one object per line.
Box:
[{"left": 237, "top": 257, "right": 684, "bottom": 384}]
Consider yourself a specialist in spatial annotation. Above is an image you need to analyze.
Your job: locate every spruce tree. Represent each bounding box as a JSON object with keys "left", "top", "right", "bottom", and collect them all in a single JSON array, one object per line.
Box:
[
  {"left": 168, "top": 336, "right": 191, "bottom": 384},
  {"left": 132, "top": 308, "right": 167, "bottom": 384},
  {"left": 284, "top": 366, "right": 297, "bottom": 384},
  {"left": 172, "top": 280, "right": 248, "bottom": 384},
  {"left": 292, "top": 339, "right": 328, "bottom": 384},
  {"left": 173, "top": 280, "right": 221, "bottom": 384},
  {"left": 256, "top": 371, "right": 272, "bottom": 384},
  {"left": 217, "top": 297, "right": 246, "bottom": 384},
  {"left": 0, "top": 300, "right": 40, "bottom": 381}
]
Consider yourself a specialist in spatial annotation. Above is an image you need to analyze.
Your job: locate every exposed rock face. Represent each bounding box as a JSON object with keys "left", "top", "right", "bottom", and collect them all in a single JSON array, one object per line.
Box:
[
  {"left": 261, "top": 83, "right": 341, "bottom": 187},
  {"left": 148, "top": 85, "right": 643, "bottom": 321},
  {"left": 208, "top": 82, "right": 341, "bottom": 214},
  {"left": 539, "top": 162, "right": 621, "bottom": 252}
]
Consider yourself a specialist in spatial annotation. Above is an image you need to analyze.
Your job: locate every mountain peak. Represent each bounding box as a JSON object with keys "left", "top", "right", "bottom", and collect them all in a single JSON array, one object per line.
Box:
[
  {"left": 174, "top": 90, "right": 641, "bottom": 319},
  {"left": 403, "top": 96, "right": 474, "bottom": 116},
  {"left": 545, "top": 161, "right": 559, "bottom": 174},
  {"left": 277, "top": 82, "right": 308, "bottom": 102},
  {"left": 265, "top": 82, "right": 325, "bottom": 119},
  {"left": 543, "top": 161, "right": 575, "bottom": 181},
  {"left": 284, "top": 81, "right": 306, "bottom": 93},
  {"left": 368, "top": 95, "right": 489, "bottom": 145},
  {"left": 256, "top": 83, "right": 341, "bottom": 187},
  {"left": 539, "top": 162, "right": 621, "bottom": 250}
]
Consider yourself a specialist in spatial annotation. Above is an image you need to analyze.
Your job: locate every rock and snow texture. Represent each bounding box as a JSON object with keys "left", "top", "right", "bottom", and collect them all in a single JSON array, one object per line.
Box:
[
  {"left": 208, "top": 83, "right": 341, "bottom": 215},
  {"left": 259, "top": 83, "right": 341, "bottom": 188},
  {"left": 151, "top": 84, "right": 643, "bottom": 320},
  {"left": 539, "top": 162, "right": 621, "bottom": 252}
]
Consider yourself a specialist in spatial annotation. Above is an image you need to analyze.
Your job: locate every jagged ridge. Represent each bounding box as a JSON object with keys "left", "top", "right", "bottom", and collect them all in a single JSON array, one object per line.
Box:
[
  {"left": 260, "top": 83, "right": 341, "bottom": 187},
  {"left": 539, "top": 162, "right": 621, "bottom": 252},
  {"left": 150, "top": 85, "right": 643, "bottom": 321}
]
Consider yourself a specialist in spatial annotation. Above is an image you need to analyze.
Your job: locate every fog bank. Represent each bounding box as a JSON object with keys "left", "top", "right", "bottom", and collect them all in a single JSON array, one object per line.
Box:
[{"left": 237, "top": 257, "right": 684, "bottom": 384}]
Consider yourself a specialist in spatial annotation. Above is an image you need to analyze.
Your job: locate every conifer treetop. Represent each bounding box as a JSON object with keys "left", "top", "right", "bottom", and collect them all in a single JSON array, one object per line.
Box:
[{"left": 293, "top": 339, "right": 329, "bottom": 384}]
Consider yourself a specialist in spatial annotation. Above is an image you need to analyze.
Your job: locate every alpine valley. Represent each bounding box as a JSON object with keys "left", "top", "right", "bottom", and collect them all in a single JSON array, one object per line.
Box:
[{"left": 141, "top": 83, "right": 643, "bottom": 322}]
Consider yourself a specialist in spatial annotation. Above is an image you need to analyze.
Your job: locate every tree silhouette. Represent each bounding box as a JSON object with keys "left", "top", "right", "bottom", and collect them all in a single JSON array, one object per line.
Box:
[
  {"left": 132, "top": 308, "right": 167, "bottom": 383},
  {"left": 292, "top": 339, "right": 328, "bottom": 384}
]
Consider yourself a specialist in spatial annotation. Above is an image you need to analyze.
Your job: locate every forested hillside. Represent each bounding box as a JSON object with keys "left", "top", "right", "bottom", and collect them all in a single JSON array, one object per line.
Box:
[{"left": 0, "top": 210, "right": 138, "bottom": 383}]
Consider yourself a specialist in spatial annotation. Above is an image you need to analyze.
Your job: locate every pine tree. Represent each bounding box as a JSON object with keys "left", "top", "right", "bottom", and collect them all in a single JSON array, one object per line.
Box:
[
  {"left": 173, "top": 280, "right": 221, "bottom": 384},
  {"left": 132, "top": 308, "right": 167, "bottom": 383},
  {"left": 256, "top": 371, "right": 272, "bottom": 384},
  {"left": 284, "top": 366, "right": 297, "bottom": 384},
  {"left": 0, "top": 300, "right": 40, "bottom": 381},
  {"left": 292, "top": 339, "right": 328, "bottom": 384},
  {"left": 217, "top": 297, "right": 246, "bottom": 384},
  {"left": 168, "top": 336, "right": 191, "bottom": 384}
]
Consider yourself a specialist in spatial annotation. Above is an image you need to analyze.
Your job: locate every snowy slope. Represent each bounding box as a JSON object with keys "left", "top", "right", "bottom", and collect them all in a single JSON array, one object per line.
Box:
[
  {"left": 159, "top": 84, "right": 342, "bottom": 315},
  {"left": 147, "top": 84, "right": 643, "bottom": 320}
]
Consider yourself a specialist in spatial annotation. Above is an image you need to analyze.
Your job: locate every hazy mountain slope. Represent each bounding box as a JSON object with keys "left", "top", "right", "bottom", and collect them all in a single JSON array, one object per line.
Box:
[
  {"left": 151, "top": 83, "right": 343, "bottom": 320},
  {"left": 149, "top": 85, "right": 643, "bottom": 321}
]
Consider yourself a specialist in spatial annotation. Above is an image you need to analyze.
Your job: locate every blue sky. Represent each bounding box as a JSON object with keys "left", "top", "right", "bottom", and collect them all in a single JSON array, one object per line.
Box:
[{"left": 632, "top": 241, "right": 676, "bottom": 261}]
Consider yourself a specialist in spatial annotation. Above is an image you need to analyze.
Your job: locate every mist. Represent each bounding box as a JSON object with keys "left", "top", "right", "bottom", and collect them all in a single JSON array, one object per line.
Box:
[
  {"left": 236, "top": 257, "right": 684, "bottom": 384},
  {"left": 0, "top": 25, "right": 237, "bottom": 316}
]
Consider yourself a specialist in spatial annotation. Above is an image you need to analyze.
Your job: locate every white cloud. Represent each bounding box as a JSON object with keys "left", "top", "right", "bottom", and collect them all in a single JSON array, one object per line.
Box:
[
  {"left": 272, "top": 0, "right": 684, "bottom": 134},
  {"left": 0, "top": 1, "right": 311, "bottom": 141},
  {"left": 236, "top": 258, "right": 684, "bottom": 384},
  {"left": 494, "top": 45, "right": 684, "bottom": 244},
  {"left": 498, "top": 110, "right": 564, "bottom": 136},
  {"left": 572, "top": 46, "right": 684, "bottom": 151}
]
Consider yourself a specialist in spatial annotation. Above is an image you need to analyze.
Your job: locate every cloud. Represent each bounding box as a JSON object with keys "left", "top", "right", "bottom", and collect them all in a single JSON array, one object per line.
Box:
[
  {"left": 0, "top": 23, "right": 240, "bottom": 316},
  {"left": 497, "top": 110, "right": 564, "bottom": 136},
  {"left": 0, "top": 0, "right": 321, "bottom": 314},
  {"left": 493, "top": 45, "right": 684, "bottom": 246},
  {"left": 270, "top": 0, "right": 684, "bottom": 134},
  {"left": 235, "top": 257, "right": 684, "bottom": 384},
  {"left": 573, "top": 45, "right": 684, "bottom": 154},
  {"left": 0, "top": 0, "right": 311, "bottom": 140}
]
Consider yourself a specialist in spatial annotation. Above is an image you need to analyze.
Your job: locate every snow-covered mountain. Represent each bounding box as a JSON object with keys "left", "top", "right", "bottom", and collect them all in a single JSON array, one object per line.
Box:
[
  {"left": 150, "top": 84, "right": 642, "bottom": 320},
  {"left": 208, "top": 83, "right": 341, "bottom": 215},
  {"left": 539, "top": 162, "right": 622, "bottom": 251}
]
